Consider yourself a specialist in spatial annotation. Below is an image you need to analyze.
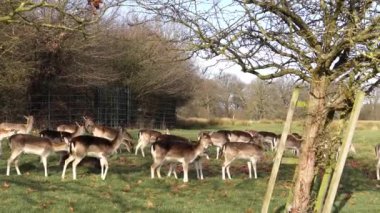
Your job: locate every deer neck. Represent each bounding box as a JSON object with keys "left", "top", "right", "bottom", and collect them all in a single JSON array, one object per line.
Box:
[
  {"left": 25, "top": 118, "right": 34, "bottom": 134},
  {"left": 193, "top": 141, "right": 206, "bottom": 156},
  {"left": 72, "top": 127, "right": 85, "bottom": 138}
]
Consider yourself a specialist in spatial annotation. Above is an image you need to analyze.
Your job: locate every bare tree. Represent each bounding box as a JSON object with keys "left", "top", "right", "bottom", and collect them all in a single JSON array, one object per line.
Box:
[
  {"left": 0, "top": 0, "right": 127, "bottom": 31},
  {"left": 136, "top": 1, "right": 380, "bottom": 211}
]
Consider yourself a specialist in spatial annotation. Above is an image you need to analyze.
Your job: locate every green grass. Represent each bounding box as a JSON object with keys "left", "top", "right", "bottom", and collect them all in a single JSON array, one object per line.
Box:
[{"left": 0, "top": 123, "right": 379, "bottom": 213}]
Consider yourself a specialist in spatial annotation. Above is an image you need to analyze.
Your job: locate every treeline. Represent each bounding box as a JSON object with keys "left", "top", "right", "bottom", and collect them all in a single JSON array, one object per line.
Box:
[
  {"left": 179, "top": 74, "right": 380, "bottom": 121},
  {"left": 0, "top": 7, "right": 198, "bottom": 126}
]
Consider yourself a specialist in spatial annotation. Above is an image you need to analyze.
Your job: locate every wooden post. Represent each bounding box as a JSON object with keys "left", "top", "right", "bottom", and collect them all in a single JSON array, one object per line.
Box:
[
  {"left": 322, "top": 91, "right": 365, "bottom": 213},
  {"left": 315, "top": 167, "right": 333, "bottom": 212},
  {"left": 284, "top": 165, "right": 299, "bottom": 212},
  {"left": 261, "top": 88, "right": 300, "bottom": 213}
]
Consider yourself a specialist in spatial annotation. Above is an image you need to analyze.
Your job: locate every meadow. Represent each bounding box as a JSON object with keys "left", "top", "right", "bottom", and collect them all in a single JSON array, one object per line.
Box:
[{"left": 0, "top": 121, "right": 379, "bottom": 213}]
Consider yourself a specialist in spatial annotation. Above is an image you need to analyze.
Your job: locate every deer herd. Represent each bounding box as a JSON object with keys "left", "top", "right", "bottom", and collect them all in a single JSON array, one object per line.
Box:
[{"left": 0, "top": 115, "right": 379, "bottom": 182}]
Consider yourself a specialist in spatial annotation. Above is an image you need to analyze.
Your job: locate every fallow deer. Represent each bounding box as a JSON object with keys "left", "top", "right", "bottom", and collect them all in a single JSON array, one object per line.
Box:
[
  {"left": 221, "top": 142, "right": 264, "bottom": 180},
  {"left": 7, "top": 134, "right": 68, "bottom": 177},
  {"left": 56, "top": 122, "right": 81, "bottom": 134},
  {"left": 61, "top": 128, "right": 127, "bottom": 180},
  {"left": 154, "top": 134, "right": 208, "bottom": 180},
  {"left": 283, "top": 134, "right": 303, "bottom": 156},
  {"left": 257, "top": 131, "right": 278, "bottom": 151},
  {"left": 0, "top": 115, "right": 34, "bottom": 134},
  {"left": 150, "top": 133, "right": 212, "bottom": 182},
  {"left": 39, "top": 123, "right": 86, "bottom": 165},
  {"left": 83, "top": 116, "right": 134, "bottom": 153},
  {"left": 135, "top": 129, "right": 163, "bottom": 157},
  {"left": 167, "top": 153, "right": 210, "bottom": 180},
  {"left": 200, "top": 130, "right": 230, "bottom": 159}
]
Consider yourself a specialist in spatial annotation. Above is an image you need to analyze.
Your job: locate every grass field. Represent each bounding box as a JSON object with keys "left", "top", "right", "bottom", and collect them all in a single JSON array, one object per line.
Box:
[{"left": 0, "top": 122, "right": 379, "bottom": 212}]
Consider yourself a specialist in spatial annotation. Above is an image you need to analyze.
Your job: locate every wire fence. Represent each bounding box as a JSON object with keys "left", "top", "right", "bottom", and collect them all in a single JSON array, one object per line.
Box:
[{"left": 0, "top": 87, "right": 177, "bottom": 130}]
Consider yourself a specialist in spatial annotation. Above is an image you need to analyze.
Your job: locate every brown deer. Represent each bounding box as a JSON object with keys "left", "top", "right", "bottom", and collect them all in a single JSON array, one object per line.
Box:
[
  {"left": 167, "top": 152, "right": 210, "bottom": 180},
  {"left": 135, "top": 129, "right": 163, "bottom": 157},
  {"left": 200, "top": 130, "right": 230, "bottom": 159},
  {"left": 0, "top": 115, "right": 34, "bottom": 134},
  {"left": 154, "top": 134, "right": 208, "bottom": 180},
  {"left": 61, "top": 128, "right": 126, "bottom": 180},
  {"left": 257, "top": 131, "right": 278, "bottom": 151},
  {"left": 83, "top": 116, "right": 134, "bottom": 153},
  {"left": 56, "top": 122, "right": 81, "bottom": 134},
  {"left": 39, "top": 123, "right": 86, "bottom": 165},
  {"left": 221, "top": 142, "right": 264, "bottom": 180},
  {"left": 283, "top": 134, "right": 303, "bottom": 156},
  {"left": 7, "top": 134, "right": 68, "bottom": 177},
  {"left": 150, "top": 133, "right": 212, "bottom": 182}
]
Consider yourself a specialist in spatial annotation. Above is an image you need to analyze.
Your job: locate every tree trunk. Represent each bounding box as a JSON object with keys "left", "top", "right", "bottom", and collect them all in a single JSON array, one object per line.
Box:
[{"left": 291, "top": 77, "right": 329, "bottom": 212}]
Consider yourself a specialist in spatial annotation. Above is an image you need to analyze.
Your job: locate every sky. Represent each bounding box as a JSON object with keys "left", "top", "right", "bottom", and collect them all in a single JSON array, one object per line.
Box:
[{"left": 197, "top": 57, "right": 255, "bottom": 84}]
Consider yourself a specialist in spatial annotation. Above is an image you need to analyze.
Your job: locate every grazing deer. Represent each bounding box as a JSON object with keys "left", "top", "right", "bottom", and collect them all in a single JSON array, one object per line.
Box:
[
  {"left": 40, "top": 123, "right": 86, "bottom": 142},
  {"left": 221, "top": 142, "right": 264, "bottom": 180},
  {"left": 0, "top": 129, "right": 17, "bottom": 156},
  {"left": 376, "top": 144, "right": 380, "bottom": 180},
  {"left": 0, "top": 115, "right": 34, "bottom": 134},
  {"left": 283, "top": 134, "right": 303, "bottom": 156},
  {"left": 61, "top": 128, "right": 126, "bottom": 180},
  {"left": 200, "top": 130, "right": 230, "bottom": 159},
  {"left": 56, "top": 122, "right": 81, "bottom": 134},
  {"left": 135, "top": 129, "right": 163, "bottom": 157},
  {"left": 83, "top": 116, "right": 134, "bottom": 153},
  {"left": 257, "top": 131, "right": 278, "bottom": 151},
  {"left": 150, "top": 133, "right": 212, "bottom": 182},
  {"left": 154, "top": 134, "right": 208, "bottom": 180},
  {"left": 7, "top": 134, "right": 68, "bottom": 177}
]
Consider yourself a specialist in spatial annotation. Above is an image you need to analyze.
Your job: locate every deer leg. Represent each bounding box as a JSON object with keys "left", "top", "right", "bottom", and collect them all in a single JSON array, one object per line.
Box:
[
  {"left": 150, "top": 160, "right": 162, "bottom": 179},
  {"left": 198, "top": 160, "right": 204, "bottom": 180},
  {"left": 172, "top": 164, "right": 178, "bottom": 179},
  {"left": 141, "top": 144, "right": 146, "bottom": 157},
  {"left": 226, "top": 165, "right": 232, "bottom": 179},
  {"left": 247, "top": 161, "right": 252, "bottom": 179},
  {"left": 72, "top": 157, "right": 83, "bottom": 180},
  {"left": 100, "top": 157, "right": 108, "bottom": 180},
  {"left": 135, "top": 140, "right": 142, "bottom": 156},
  {"left": 62, "top": 155, "right": 75, "bottom": 179},
  {"left": 14, "top": 157, "right": 21, "bottom": 175},
  {"left": 167, "top": 163, "right": 173, "bottom": 177},
  {"left": 216, "top": 147, "right": 220, "bottom": 159},
  {"left": 194, "top": 161, "right": 199, "bottom": 179},
  {"left": 41, "top": 156, "right": 48, "bottom": 177},
  {"left": 157, "top": 164, "right": 163, "bottom": 178},
  {"left": 182, "top": 162, "right": 189, "bottom": 182},
  {"left": 7, "top": 150, "right": 22, "bottom": 176},
  {"left": 377, "top": 158, "right": 380, "bottom": 180},
  {"left": 222, "top": 158, "right": 233, "bottom": 180},
  {"left": 250, "top": 158, "right": 258, "bottom": 179}
]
